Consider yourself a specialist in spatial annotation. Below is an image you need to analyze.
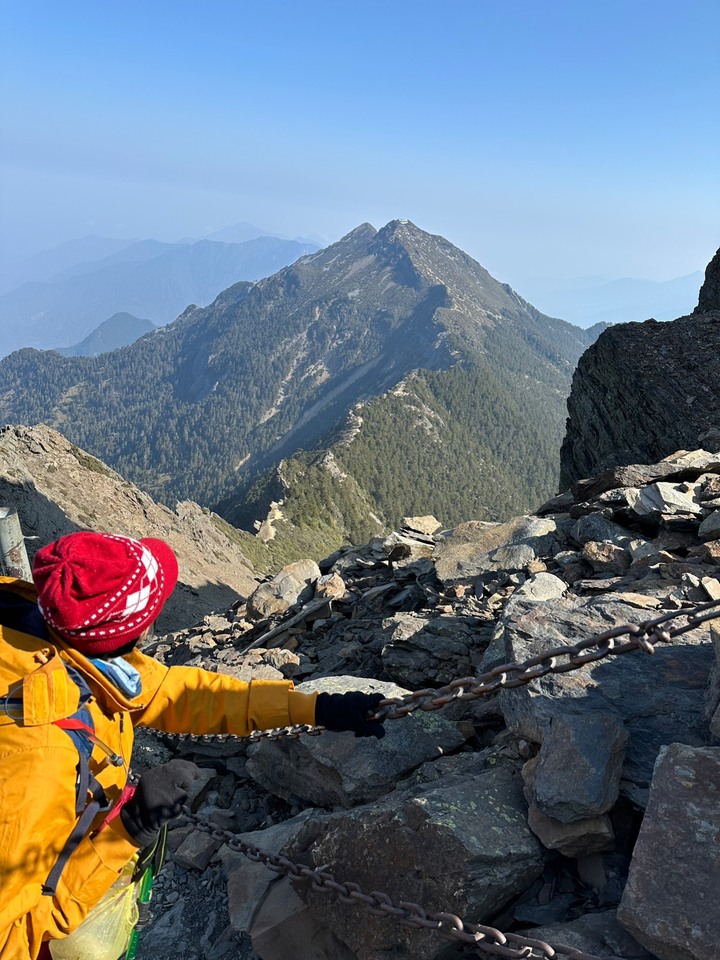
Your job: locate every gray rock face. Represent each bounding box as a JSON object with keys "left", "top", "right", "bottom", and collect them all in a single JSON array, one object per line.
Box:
[
  {"left": 695, "top": 247, "right": 720, "bottom": 314},
  {"left": 560, "top": 255, "right": 720, "bottom": 489},
  {"left": 498, "top": 596, "right": 714, "bottom": 807},
  {"left": 434, "top": 516, "right": 559, "bottom": 583},
  {"left": 288, "top": 761, "right": 544, "bottom": 960},
  {"left": 246, "top": 677, "right": 465, "bottom": 808},
  {"left": 618, "top": 743, "right": 720, "bottom": 960}
]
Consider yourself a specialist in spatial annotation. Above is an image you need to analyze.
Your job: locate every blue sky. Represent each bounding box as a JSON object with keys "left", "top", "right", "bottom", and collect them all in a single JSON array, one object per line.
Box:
[{"left": 1, "top": 0, "right": 718, "bottom": 283}]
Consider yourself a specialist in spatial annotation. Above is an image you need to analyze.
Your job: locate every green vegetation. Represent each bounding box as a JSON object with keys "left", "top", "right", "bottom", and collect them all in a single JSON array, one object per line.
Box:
[
  {"left": 68, "top": 443, "right": 116, "bottom": 478},
  {"left": 0, "top": 223, "right": 599, "bottom": 568},
  {"left": 334, "top": 361, "right": 564, "bottom": 528},
  {"left": 221, "top": 452, "right": 386, "bottom": 570}
]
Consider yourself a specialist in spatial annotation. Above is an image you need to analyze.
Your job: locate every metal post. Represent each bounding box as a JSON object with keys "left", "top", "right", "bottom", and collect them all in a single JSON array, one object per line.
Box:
[{"left": 0, "top": 507, "right": 32, "bottom": 581}]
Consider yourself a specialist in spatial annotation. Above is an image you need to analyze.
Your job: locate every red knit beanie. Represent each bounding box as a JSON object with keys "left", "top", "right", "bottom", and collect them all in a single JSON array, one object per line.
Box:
[{"left": 32, "top": 532, "right": 178, "bottom": 655}]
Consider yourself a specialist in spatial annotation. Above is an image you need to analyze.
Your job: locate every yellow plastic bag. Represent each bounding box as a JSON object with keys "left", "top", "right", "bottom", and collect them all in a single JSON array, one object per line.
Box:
[{"left": 49, "top": 859, "right": 139, "bottom": 960}]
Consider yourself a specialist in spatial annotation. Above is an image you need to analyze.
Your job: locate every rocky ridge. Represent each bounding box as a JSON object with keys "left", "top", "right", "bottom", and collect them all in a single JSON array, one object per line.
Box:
[
  {"left": 132, "top": 445, "right": 720, "bottom": 960},
  {"left": 560, "top": 247, "right": 720, "bottom": 488},
  {"left": 0, "top": 424, "right": 259, "bottom": 632}
]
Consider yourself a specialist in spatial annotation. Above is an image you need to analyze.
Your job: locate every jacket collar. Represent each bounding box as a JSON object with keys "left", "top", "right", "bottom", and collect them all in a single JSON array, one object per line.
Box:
[{"left": 55, "top": 635, "right": 148, "bottom": 714}]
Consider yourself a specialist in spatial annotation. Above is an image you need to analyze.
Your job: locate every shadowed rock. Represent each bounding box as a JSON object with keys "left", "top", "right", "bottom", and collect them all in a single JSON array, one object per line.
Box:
[
  {"left": 618, "top": 743, "right": 720, "bottom": 960},
  {"left": 288, "top": 759, "right": 544, "bottom": 960}
]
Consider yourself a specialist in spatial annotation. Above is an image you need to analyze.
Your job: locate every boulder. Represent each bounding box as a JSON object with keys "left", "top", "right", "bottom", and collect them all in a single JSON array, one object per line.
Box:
[
  {"left": 247, "top": 559, "right": 321, "bottom": 620},
  {"left": 434, "top": 516, "right": 559, "bottom": 584},
  {"left": 497, "top": 596, "right": 714, "bottom": 807},
  {"left": 527, "top": 803, "right": 615, "bottom": 857},
  {"left": 380, "top": 612, "right": 482, "bottom": 686},
  {"left": 532, "top": 712, "right": 628, "bottom": 822},
  {"left": 249, "top": 879, "right": 356, "bottom": 960},
  {"left": 699, "top": 510, "right": 720, "bottom": 540},
  {"left": 704, "top": 626, "right": 720, "bottom": 738},
  {"left": 173, "top": 830, "right": 221, "bottom": 872},
  {"left": 618, "top": 743, "right": 720, "bottom": 960},
  {"left": 626, "top": 482, "right": 703, "bottom": 517},
  {"left": 509, "top": 572, "right": 567, "bottom": 604},
  {"left": 288, "top": 760, "right": 544, "bottom": 960},
  {"left": 383, "top": 530, "right": 434, "bottom": 562},
  {"left": 518, "top": 910, "right": 658, "bottom": 958},
  {"left": 571, "top": 513, "right": 641, "bottom": 549},
  {"left": 402, "top": 515, "right": 442, "bottom": 535},
  {"left": 219, "top": 811, "right": 318, "bottom": 934},
  {"left": 582, "top": 541, "right": 631, "bottom": 574},
  {"left": 314, "top": 572, "right": 346, "bottom": 599},
  {"left": 246, "top": 677, "right": 465, "bottom": 808}
]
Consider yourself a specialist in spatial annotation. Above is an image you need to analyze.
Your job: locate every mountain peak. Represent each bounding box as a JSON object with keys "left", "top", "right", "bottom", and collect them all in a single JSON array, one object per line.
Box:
[{"left": 344, "top": 222, "right": 377, "bottom": 240}]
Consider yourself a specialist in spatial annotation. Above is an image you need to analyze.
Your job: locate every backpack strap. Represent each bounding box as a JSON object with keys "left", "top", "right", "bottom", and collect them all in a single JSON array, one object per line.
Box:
[
  {"left": 42, "top": 669, "right": 116, "bottom": 895},
  {"left": 0, "top": 583, "right": 49, "bottom": 640},
  {"left": 0, "top": 587, "right": 124, "bottom": 896},
  {"left": 42, "top": 777, "right": 111, "bottom": 895}
]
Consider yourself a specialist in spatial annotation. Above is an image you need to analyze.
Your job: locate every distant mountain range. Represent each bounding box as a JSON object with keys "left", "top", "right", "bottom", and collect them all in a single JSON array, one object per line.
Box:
[
  {"left": 517, "top": 272, "right": 702, "bottom": 327},
  {"left": 0, "top": 235, "right": 141, "bottom": 293},
  {"left": 0, "top": 234, "right": 319, "bottom": 357},
  {"left": 0, "top": 220, "right": 602, "bottom": 560},
  {"left": 55, "top": 312, "right": 156, "bottom": 357},
  {"left": 0, "top": 221, "right": 276, "bottom": 292}
]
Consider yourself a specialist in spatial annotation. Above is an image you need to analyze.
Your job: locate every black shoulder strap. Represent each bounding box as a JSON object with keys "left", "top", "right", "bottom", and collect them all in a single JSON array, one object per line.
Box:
[
  {"left": 0, "top": 588, "right": 48, "bottom": 640},
  {"left": 41, "top": 672, "right": 114, "bottom": 895},
  {"left": 42, "top": 778, "right": 112, "bottom": 896},
  {"left": 0, "top": 588, "right": 118, "bottom": 897}
]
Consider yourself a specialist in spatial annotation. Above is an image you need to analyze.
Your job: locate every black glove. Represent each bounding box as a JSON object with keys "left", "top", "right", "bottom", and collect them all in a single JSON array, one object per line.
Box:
[
  {"left": 120, "top": 759, "right": 202, "bottom": 847},
  {"left": 315, "top": 691, "right": 386, "bottom": 739}
]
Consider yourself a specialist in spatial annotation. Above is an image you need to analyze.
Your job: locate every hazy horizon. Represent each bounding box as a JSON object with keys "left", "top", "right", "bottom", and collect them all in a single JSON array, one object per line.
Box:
[{"left": 1, "top": 1, "right": 718, "bottom": 287}]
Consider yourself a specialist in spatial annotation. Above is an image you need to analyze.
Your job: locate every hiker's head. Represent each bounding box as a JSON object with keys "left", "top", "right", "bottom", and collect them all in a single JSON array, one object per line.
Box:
[{"left": 33, "top": 532, "right": 178, "bottom": 656}]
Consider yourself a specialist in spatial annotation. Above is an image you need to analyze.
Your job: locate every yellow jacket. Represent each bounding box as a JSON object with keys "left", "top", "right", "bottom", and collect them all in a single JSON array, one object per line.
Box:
[{"left": 0, "top": 578, "right": 317, "bottom": 960}]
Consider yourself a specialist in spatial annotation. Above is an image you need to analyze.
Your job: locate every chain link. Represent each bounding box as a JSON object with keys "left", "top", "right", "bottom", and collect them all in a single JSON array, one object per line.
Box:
[
  {"left": 181, "top": 809, "right": 621, "bottom": 959},
  {"left": 171, "top": 599, "right": 720, "bottom": 958},
  {"left": 234, "top": 598, "right": 720, "bottom": 743}
]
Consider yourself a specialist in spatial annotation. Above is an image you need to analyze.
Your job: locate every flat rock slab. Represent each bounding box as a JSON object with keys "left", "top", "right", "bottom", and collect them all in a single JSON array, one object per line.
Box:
[
  {"left": 434, "top": 516, "right": 559, "bottom": 583},
  {"left": 249, "top": 879, "right": 356, "bottom": 960},
  {"left": 288, "top": 760, "right": 544, "bottom": 960},
  {"left": 219, "top": 812, "right": 318, "bottom": 933},
  {"left": 618, "top": 743, "right": 720, "bottom": 960},
  {"left": 498, "top": 596, "right": 714, "bottom": 807},
  {"left": 246, "top": 677, "right": 465, "bottom": 808}
]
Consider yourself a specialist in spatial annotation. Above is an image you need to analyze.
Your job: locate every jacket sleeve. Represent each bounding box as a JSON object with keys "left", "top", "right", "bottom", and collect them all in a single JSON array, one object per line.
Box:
[
  {"left": 127, "top": 650, "right": 318, "bottom": 735},
  {"left": 0, "top": 744, "right": 137, "bottom": 959}
]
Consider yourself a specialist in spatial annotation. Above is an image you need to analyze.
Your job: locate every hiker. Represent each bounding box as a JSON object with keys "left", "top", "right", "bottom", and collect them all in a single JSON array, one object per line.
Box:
[{"left": 0, "top": 531, "right": 385, "bottom": 960}]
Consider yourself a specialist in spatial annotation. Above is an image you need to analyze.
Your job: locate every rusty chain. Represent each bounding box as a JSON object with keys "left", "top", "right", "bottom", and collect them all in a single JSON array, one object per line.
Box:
[
  {"left": 179, "top": 808, "right": 615, "bottom": 960},
  {"left": 166, "top": 599, "right": 720, "bottom": 958},
  {"left": 209, "top": 596, "right": 720, "bottom": 743},
  {"left": 370, "top": 596, "right": 720, "bottom": 723}
]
